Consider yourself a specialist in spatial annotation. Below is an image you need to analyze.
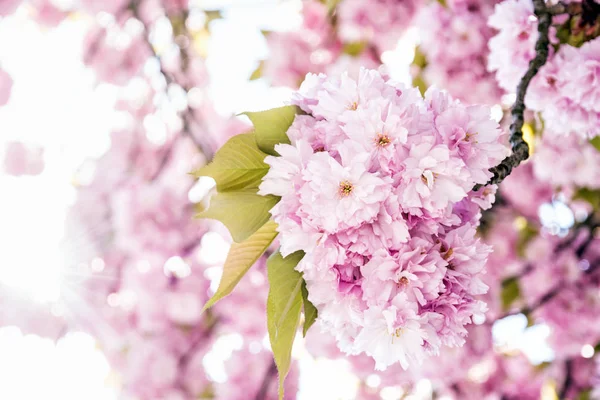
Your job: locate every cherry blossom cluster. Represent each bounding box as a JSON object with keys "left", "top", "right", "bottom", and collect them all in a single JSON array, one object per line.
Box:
[
  {"left": 418, "top": 183, "right": 600, "bottom": 399},
  {"left": 0, "top": 0, "right": 22, "bottom": 17},
  {"left": 5, "top": 0, "right": 600, "bottom": 397},
  {"left": 0, "top": 0, "right": 298, "bottom": 398},
  {"left": 489, "top": 0, "right": 600, "bottom": 138},
  {"left": 262, "top": 1, "right": 379, "bottom": 88},
  {"left": 414, "top": 323, "right": 550, "bottom": 399},
  {"left": 473, "top": 169, "right": 600, "bottom": 396},
  {"left": 487, "top": 0, "right": 539, "bottom": 92},
  {"left": 259, "top": 67, "right": 508, "bottom": 370},
  {"left": 61, "top": 24, "right": 293, "bottom": 396},
  {"left": 526, "top": 38, "right": 600, "bottom": 140},
  {"left": 64, "top": 89, "right": 292, "bottom": 398},
  {"left": 516, "top": 227, "right": 600, "bottom": 358},
  {"left": 261, "top": 0, "right": 423, "bottom": 89},
  {"left": 83, "top": 16, "right": 150, "bottom": 86},
  {"left": 532, "top": 133, "right": 600, "bottom": 190},
  {"left": 415, "top": 0, "right": 503, "bottom": 105},
  {"left": 336, "top": 0, "right": 421, "bottom": 53},
  {"left": 1, "top": 51, "right": 46, "bottom": 177}
]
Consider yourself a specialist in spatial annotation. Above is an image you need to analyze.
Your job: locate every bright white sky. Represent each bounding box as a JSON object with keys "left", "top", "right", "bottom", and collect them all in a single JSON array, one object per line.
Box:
[{"left": 0, "top": 1, "right": 555, "bottom": 399}]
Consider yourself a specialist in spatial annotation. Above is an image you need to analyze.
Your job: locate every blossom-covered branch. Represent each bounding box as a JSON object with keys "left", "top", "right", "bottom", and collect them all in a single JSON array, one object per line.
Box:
[
  {"left": 476, "top": 0, "right": 552, "bottom": 189},
  {"left": 499, "top": 211, "right": 600, "bottom": 319},
  {"left": 128, "top": 0, "right": 216, "bottom": 160}
]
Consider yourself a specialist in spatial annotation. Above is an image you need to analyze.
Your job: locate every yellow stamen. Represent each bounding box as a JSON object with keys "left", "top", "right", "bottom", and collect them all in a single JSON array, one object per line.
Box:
[
  {"left": 338, "top": 181, "right": 354, "bottom": 197},
  {"left": 397, "top": 276, "right": 410, "bottom": 287},
  {"left": 443, "top": 248, "right": 454, "bottom": 261},
  {"left": 375, "top": 133, "right": 392, "bottom": 147}
]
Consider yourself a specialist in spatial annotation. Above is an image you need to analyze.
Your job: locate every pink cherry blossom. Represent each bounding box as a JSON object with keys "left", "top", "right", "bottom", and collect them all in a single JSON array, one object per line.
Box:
[
  {"left": 416, "top": 0, "right": 503, "bottom": 105},
  {"left": 488, "top": 0, "right": 538, "bottom": 92},
  {"left": 337, "top": 0, "right": 421, "bottom": 52},
  {"left": 260, "top": 68, "right": 505, "bottom": 369},
  {"left": 83, "top": 16, "right": 150, "bottom": 86},
  {"left": 0, "top": 68, "right": 13, "bottom": 106},
  {"left": 80, "top": 0, "right": 129, "bottom": 15},
  {"left": 3, "top": 141, "right": 45, "bottom": 176},
  {"left": 0, "top": 0, "right": 22, "bottom": 16},
  {"left": 526, "top": 39, "right": 600, "bottom": 139}
]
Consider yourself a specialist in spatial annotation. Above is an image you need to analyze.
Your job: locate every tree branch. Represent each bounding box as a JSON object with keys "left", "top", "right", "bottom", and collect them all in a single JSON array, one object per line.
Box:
[
  {"left": 547, "top": 2, "right": 567, "bottom": 15},
  {"left": 474, "top": 0, "right": 552, "bottom": 190},
  {"left": 502, "top": 259, "right": 599, "bottom": 320}
]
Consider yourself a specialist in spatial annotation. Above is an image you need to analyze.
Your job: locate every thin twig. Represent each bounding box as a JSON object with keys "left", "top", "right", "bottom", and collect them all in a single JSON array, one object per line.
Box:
[
  {"left": 129, "top": 0, "right": 215, "bottom": 160},
  {"left": 559, "top": 359, "right": 573, "bottom": 399},
  {"left": 254, "top": 360, "right": 277, "bottom": 400},
  {"left": 500, "top": 259, "right": 599, "bottom": 320},
  {"left": 547, "top": 2, "right": 567, "bottom": 15},
  {"left": 475, "top": 0, "right": 552, "bottom": 190},
  {"left": 497, "top": 214, "right": 599, "bottom": 319},
  {"left": 173, "top": 313, "right": 219, "bottom": 397}
]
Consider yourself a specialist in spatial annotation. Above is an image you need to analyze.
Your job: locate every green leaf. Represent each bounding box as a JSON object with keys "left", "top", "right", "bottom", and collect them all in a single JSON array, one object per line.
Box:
[
  {"left": 573, "top": 187, "right": 600, "bottom": 210},
  {"left": 589, "top": 136, "right": 600, "bottom": 152},
  {"left": 250, "top": 61, "right": 264, "bottom": 81},
  {"left": 322, "top": 0, "right": 342, "bottom": 13},
  {"left": 301, "top": 280, "right": 318, "bottom": 337},
  {"left": 202, "top": 220, "right": 278, "bottom": 311},
  {"left": 242, "top": 106, "right": 298, "bottom": 156},
  {"left": 413, "top": 75, "right": 428, "bottom": 96},
  {"left": 501, "top": 277, "right": 521, "bottom": 311},
  {"left": 526, "top": 313, "right": 535, "bottom": 327},
  {"left": 578, "top": 390, "right": 591, "bottom": 400},
  {"left": 412, "top": 46, "right": 428, "bottom": 69},
  {"left": 516, "top": 219, "right": 539, "bottom": 258},
  {"left": 342, "top": 41, "right": 367, "bottom": 57},
  {"left": 267, "top": 251, "right": 305, "bottom": 400},
  {"left": 204, "top": 10, "right": 222, "bottom": 26},
  {"left": 197, "top": 189, "right": 279, "bottom": 243},
  {"left": 436, "top": 0, "right": 448, "bottom": 7},
  {"left": 555, "top": 24, "right": 571, "bottom": 45},
  {"left": 192, "top": 133, "right": 270, "bottom": 192},
  {"left": 534, "top": 361, "right": 551, "bottom": 372}
]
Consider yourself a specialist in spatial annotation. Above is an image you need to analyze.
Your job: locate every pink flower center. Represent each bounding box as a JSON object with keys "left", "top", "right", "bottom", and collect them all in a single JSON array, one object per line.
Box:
[
  {"left": 443, "top": 248, "right": 454, "bottom": 260},
  {"left": 338, "top": 181, "right": 354, "bottom": 197},
  {"left": 398, "top": 276, "right": 410, "bottom": 287},
  {"left": 421, "top": 172, "right": 437, "bottom": 186},
  {"left": 348, "top": 101, "right": 358, "bottom": 110},
  {"left": 464, "top": 131, "right": 477, "bottom": 142},
  {"left": 375, "top": 133, "right": 392, "bottom": 147}
]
